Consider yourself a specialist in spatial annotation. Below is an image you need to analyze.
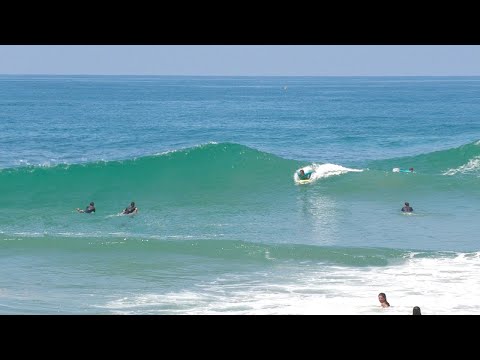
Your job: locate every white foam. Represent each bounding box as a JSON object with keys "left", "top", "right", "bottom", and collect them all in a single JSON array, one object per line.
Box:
[
  {"left": 13, "top": 232, "right": 44, "bottom": 237},
  {"left": 18, "top": 159, "right": 70, "bottom": 169},
  {"left": 100, "top": 252, "right": 480, "bottom": 315},
  {"left": 312, "top": 163, "right": 363, "bottom": 179},
  {"left": 443, "top": 156, "right": 480, "bottom": 176},
  {"left": 294, "top": 163, "right": 363, "bottom": 183}
]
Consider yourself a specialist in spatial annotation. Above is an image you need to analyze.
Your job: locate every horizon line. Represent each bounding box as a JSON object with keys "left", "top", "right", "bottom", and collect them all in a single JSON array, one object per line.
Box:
[{"left": 2, "top": 73, "right": 480, "bottom": 77}]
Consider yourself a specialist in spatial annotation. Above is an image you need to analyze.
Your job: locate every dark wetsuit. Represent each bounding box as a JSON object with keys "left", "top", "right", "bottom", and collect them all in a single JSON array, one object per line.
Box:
[
  {"left": 401, "top": 206, "right": 413, "bottom": 212},
  {"left": 123, "top": 206, "right": 136, "bottom": 214},
  {"left": 84, "top": 205, "right": 95, "bottom": 213}
]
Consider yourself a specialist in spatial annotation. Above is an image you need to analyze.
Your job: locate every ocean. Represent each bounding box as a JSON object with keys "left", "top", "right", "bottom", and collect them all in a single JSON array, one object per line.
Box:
[{"left": 1, "top": 75, "right": 479, "bottom": 314}]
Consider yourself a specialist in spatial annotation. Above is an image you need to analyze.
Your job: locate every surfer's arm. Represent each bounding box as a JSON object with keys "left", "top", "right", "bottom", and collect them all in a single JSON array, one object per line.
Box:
[{"left": 304, "top": 171, "right": 313, "bottom": 179}]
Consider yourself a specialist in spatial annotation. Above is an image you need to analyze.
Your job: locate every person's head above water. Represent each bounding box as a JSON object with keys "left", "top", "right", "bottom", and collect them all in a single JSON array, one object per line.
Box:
[
  {"left": 378, "top": 292, "right": 390, "bottom": 307},
  {"left": 90, "top": 202, "right": 94, "bottom": 206},
  {"left": 405, "top": 202, "right": 409, "bottom": 206},
  {"left": 299, "top": 169, "right": 305, "bottom": 175},
  {"left": 130, "top": 202, "right": 135, "bottom": 207},
  {"left": 409, "top": 167, "right": 414, "bottom": 172},
  {"left": 413, "top": 306, "right": 421, "bottom": 315}
]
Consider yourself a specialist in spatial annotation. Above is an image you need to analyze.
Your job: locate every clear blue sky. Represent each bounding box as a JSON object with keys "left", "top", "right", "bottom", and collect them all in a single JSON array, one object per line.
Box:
[{"left": 1, "top": 45, "right": 479, "bottom": 76}]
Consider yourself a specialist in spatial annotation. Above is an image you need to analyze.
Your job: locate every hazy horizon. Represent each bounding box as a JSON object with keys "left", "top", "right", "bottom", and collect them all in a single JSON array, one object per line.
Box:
[
  {"left": 1, "top": 45, "right": 480, "bottom": 76},
  {"left": 2, "top": 74, "right": 480, "bottom": 77}
]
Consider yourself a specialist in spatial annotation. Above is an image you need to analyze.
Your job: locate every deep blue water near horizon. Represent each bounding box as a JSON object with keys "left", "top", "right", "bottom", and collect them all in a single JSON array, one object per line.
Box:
[{"left": 1, "top": 75, "right": 480, "bottom": 314}]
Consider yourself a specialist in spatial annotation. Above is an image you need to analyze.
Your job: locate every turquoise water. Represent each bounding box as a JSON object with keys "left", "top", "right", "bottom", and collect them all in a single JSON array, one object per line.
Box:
[{"left": 1, "top": 76, "right": 480, "bottom": 314}]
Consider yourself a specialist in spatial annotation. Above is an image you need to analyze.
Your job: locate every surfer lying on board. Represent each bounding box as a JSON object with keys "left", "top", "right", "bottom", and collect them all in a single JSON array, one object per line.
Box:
[
  {"left": 393, "top": 167, "right": 414, "bottom": 173},
  {"left": 122, "top": 201, "right": 138, "bottom": 215},
  {"left": 297, "top": 169, "right": 313, "bottom": 180},
  {"left": 77, "top": 202, "right": 95, "bottom": 213}
]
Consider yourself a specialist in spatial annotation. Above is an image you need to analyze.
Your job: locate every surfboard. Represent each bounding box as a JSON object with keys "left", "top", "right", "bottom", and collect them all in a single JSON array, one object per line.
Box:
[
  {"left": 121, "top": 211, "right": 137, "bottom": 217},
  {"left": 393, "top": 168, "right": 414, "bottom": 173},
  {"left": 105, "top": 211, "right": 138, "bottom": 218}
]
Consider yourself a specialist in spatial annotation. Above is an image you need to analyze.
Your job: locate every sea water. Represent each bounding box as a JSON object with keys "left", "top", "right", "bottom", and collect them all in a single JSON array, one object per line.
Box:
[{"left": 1, "top": 75, "right": 479, "bottom": 314}]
